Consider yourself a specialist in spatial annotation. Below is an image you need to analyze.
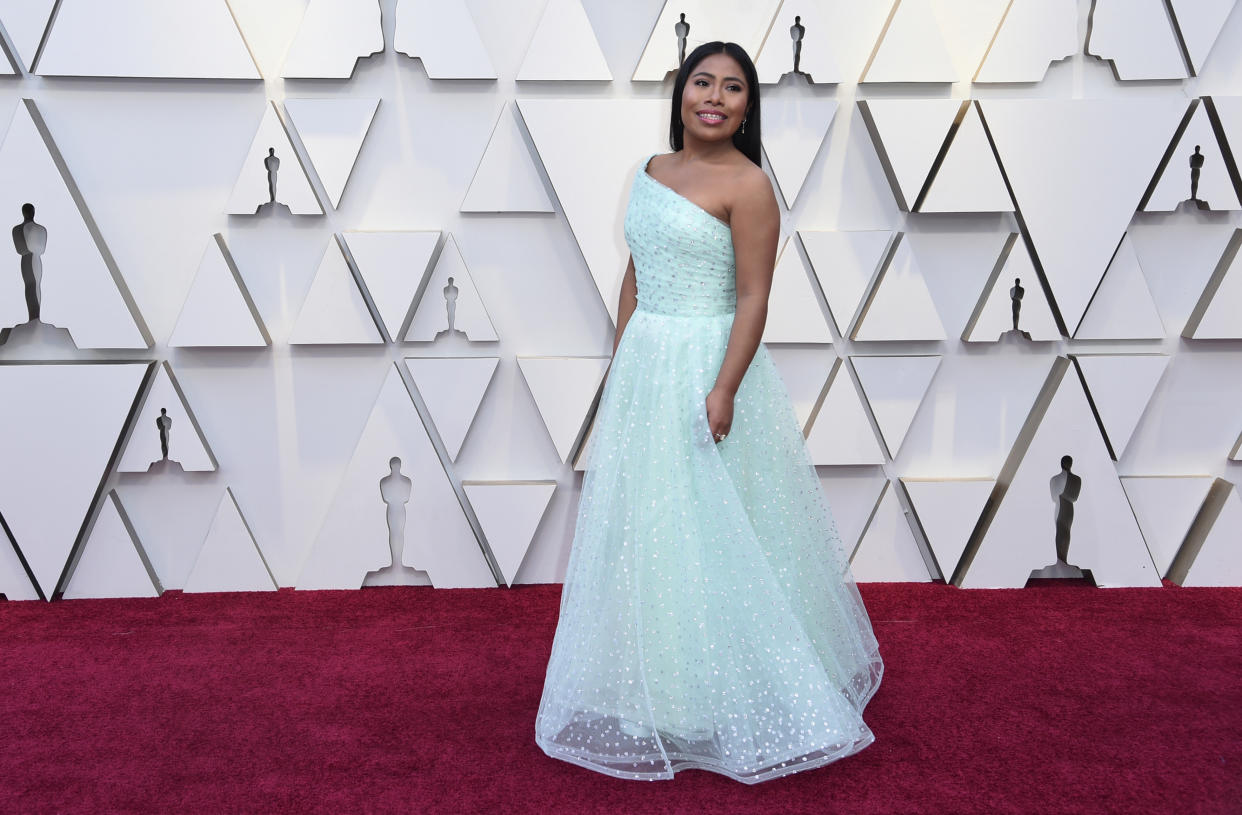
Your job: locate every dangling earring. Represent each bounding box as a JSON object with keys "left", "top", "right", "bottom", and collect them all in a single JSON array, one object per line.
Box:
[{"left": 741, "top": 118, "right": 747, "bottom": 134}]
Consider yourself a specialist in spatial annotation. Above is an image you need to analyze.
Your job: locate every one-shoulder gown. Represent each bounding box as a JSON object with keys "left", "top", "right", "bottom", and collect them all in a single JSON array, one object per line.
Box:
[{"left": 534, "top": 153, "right": 884, "bottom": 784}]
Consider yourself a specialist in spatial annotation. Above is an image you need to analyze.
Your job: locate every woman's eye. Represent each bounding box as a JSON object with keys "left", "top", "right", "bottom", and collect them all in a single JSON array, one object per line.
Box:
[
  {"left": 694, "top": 79, "right": 708, "bottom": 86},
  {"left": 727, "top": 84, "right": 742, "bottom": 92}
]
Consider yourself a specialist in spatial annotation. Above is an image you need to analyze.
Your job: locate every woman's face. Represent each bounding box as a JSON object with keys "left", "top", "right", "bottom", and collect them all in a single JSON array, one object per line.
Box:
[{"left": 680, "top": 52, "right": 749, "bottom": 143}]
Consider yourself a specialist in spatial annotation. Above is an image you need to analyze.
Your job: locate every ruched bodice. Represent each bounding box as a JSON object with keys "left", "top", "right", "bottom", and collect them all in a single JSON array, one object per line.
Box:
[{"left": 624, "top": 154, "right": 737, "bottom": 317}]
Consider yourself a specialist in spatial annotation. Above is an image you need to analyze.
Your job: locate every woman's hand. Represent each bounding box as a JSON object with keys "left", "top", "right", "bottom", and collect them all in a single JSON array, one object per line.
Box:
[{"left": 706, "top": 387, "right": 734, "bottom": 444}]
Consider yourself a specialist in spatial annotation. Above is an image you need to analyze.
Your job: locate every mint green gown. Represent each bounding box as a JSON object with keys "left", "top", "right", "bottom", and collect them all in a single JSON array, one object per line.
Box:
[{"left": 535, "top": 153, "right": 883, "bottom": 784}]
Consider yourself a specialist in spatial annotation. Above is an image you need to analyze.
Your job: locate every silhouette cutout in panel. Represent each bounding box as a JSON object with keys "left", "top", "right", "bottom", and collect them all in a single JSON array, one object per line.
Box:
[
  {"left": 343, "top": 230, "right": 440, "bottom": 342},
  {"left": 852, "top": 234, "right": 946, "bottom": 342},
  {"left": 963, "top": 235, "right": 1061, "bottom": 342},
  {"left": 461, "top": 103, "right": 555, "bottom": 213},
  {"left": 1168, "top": 0, "right": 1238, "bottom": 75},
  {"left": 761, "top": 237, "right": 832, "bottom": 344},
  {"left": 974, "top": 0, "right": 1077, "bottom": 82},
  {"left": 35, "top": 0, "right": 260, "bottom": 79},
  {"left": 462, "top": 481, "right": 557, "bottom": 586},
  {"left": 631, "top": 1, "right": 781, "bottom": 81},
  {"left": 799, "top": 230, "right": 894, "bottom": 335},
  {"left": 284, "top": 98, "right": 379, "bottom": 210},
  {"left": 289, "top": 236, "right": 383, "bottom": 345},
  {"left": 118, "top": 361, "right": 218, "bottom": 473},
  {"left": 805, "top": 358, "right": 886, "bottom": 466},
  {"left": 393, "top": 0, "right": 496, "bottom": 79},
  {"left": 0, "top": 0, "right": 57, "bottom": 72},
  {"left": 1073, "top": 353, "right": 1168, "bottom": 461},
  {"left": 979, "top": 98, "right": 1188, "bottom": 334},
  {"left": 1026, "top": 454, "right": 1089, "bottom": 581},
  {"left": 405, "top": 356, "right": 500, "bottom": 462},
  {"left": 1086, "top": 0, "right": 1188, "bottom": 81},
  {"left": 902, "top": 478, "right": 995, "bottom": 583},
  {"left": 858, "top": 99, "right": 962, "bottom": 212},
  {"left": 0, "top": 100, "right": 149, "bottom": 349},
  {"left": 761, "top": 96, "right": 838, "bottom": 207},
  {"left": 960, "top": 358, "right": 1159, "bottom": 588},
  {"left": 919, "top": 103, "right": 1013, "bottom": 214},
  {"left": 1074, "top": 233, "right": 1166, "bottom": 340},
  {"left": 518, "top": 98, "right": 667, "bottom": 325},
  {"left": 298, "top": 364, "right": 495, "bottom": 589},
  {"left": 281, "top": 0, "right": 383, "bottom": 79},
  {"left": 1143, "top": 101, "right": 1240, "bottom": 212},
  {"left": 1183, "top": 228, "right": 1242, "bottom": 340},
  {"left": 404, "top": 234, "right": 499, "bottom": 343},
  {"left": 1169, "top": 479, "right": 1242, "bottom": 586},
  {"left": 0, "top": 362, "right": 147, "bottom": 599},
  {"left": 849, "top": 481, "right": 932, "bottom": 582},
  {"left": 517, "top": 356, "right": 610, "bottom": 464},
  {"left": 755, "top": 9, "right": 841, "bottom": 84},
  {"left": 62, "top": 491, "right": 161, "bottom": 599},
  {"left": 168, "top": 234, "right": 270, "bottom": 347},
  {"left": 183, "top": 488, "right": 278, "bottom": 593},
  {"left": 517, "top": 0, "right": 612, "bottom": 81},
  {"left": 850, "top": 355, "right": 941, "bottom": 459},
  {"left": 363, "top": 457, "right": 427, "bottom": 586},
  {"left": 0, "top": 520, "right": 39, "bottom": 600},
  {"left": 1121, "top": 475, "right": 1216, "bottom": 576},
  {"left": 225, "top": 101, "right": 322, "bottom": 215},
  {"left": 862, "top": 0, "right": 957, "bottom": 84}
]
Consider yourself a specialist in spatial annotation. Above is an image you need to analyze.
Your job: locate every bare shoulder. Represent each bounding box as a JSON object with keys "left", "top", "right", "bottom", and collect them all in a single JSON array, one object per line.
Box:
[{"left": 727, "top": 160, "right": 777, "bottom": 212}]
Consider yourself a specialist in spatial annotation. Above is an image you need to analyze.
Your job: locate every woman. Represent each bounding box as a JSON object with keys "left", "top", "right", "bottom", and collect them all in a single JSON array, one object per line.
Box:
[{"left": 534, "top": 41, "right": 883, "bottom": 784}]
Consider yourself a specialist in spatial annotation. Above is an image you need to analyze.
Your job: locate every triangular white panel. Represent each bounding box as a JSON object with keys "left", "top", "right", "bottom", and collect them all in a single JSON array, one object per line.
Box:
[
  {"left": 0, "top": 363, "right": 147, "bottom": 598},
  {"left": 119, "top": 362, "right": 218, "bottom": 473},
  {"left": 1121, "top": 476, "right": 1215, "bottom": 575},
  {"left": 284, "top": 98, "right": 379, "bottom": 209},
  {"left": 762, "top": 97, "right": 837, "bottom": 207},
  {"left": 0, "top": 0, "right": 56, "bottom": 71},
  {"left": 1086, "top": 0, "right": 1187, "bottom": 80},
  {"left": 819, "top": 471, "right": 890, "bottom": 553},
  {"left": 761, "top": 238, "right": 832, "bottom": 344},
  {"left": 975, "top": 0, "right": 1077, "bottom": 82},
  {"left": 518, "top": 357, "right": 609, "bottom": 463},
  {"left": 851, "top": 355, "right": 941, "bottom": 458},
  {"left": 404, "top": 234, "right": 498, "bottom": 342},
  {"left": 631, "top": 1, "right": 782, "bottom": 81},
  {"left": 860, "top": 99, "right": 961, "bottom": 210},
  {"left": 1144, "top": 104, "right": 1240, "bottom": 212},
  {"left": 799, "top": 230, "right": 893, "bottom": 335},
  {"left": 343, "top": 231, "right": 440, "bottom": 341},
  {"left": 1073, "top": 354, "right": 1168, "bottom": 460},
  {"left": 963, "top": 237, "right": 1061, "bottom": 342},
  {"left": 863, "top": 0, "right": 957, "bottom": 83},
  {"left": 850, "top": 482, "right": 932, "bottom": 582},
  {"left": 462, "top": 481, "right": 556, "bottom": 586},
  {"left": 1184, "top": 231, "right": 1242, "bottom": 339},
  {"left": 1127, "top": 221, "right": 1237, "bottom": 335},
  {"left": 518, "top": 98, "right": 668, "bottom": 325},
  {"left": 920, "top": 104, "right": 1013, "bottom": 213},
  {"left": 289, "top": 237, "right": 383, "bottom": 345},
  {"left": 853, "top": 236, "right": 946, "bottom": 341},
  {"left": 755, "top": 7, "right": 842, "bottom": 84},
  {"left": 281, "top": 0, "right": 382, "bottom": 79},
  {"left": 405, "top": 356, "right": 500, "bottom": 462},
  {"left": 461, "top": 103, "right": 554, "bottom": 213},
  {"left": 517, "top": 0, "right": 611, "bottom": 81},
  {"left": 0, "top": 100, "right": 148, "bottom": 349},
  {"left": 805, "top": 359, "right": 886, "bottom": 466},
  {"left": 225, "top": 101, "right": 322, "bottom": 215},
  {"left": 168, "top": 235, "right": 270, "bottom": 347},
  {"left": 980, "top": 98, "right": 1187, "bottom": 332},
  {"left": 183, "top": 489, "right": 277, "bottom": 593},
  {"left": 0, "top": 525, "right": 39, "bottom": 601},
  {"left": 394, "top": 0, "right": 496, "bottom": 79},
  {"left": 962, "top": 360, "right": 1159, "bottom": 588},
  {"left": 902, "top": 478, "right": 994, "bottom": 581},
  {"left": 1170, "top": 0, "right": 1238, "bottom": 74},
  {"left": 62, "top": 492, "right": 160, "bottom": 599},
  {"left": 1181, "top": 482, "right": 1242, "bottom": 586},
  {"left": 297, "top": 365, "right": 493, "bottom": 589},
  {"left": 1075, "top": 235, "right": 1165, "bottom": 339},
  {"left": 36, "top": 0, "right": 260, "bottom": 78}
]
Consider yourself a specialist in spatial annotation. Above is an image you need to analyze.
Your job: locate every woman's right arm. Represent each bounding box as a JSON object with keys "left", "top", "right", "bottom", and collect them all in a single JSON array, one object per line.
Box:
[{"left": 612, "top": 254, "right": 638, "bottom": 356}]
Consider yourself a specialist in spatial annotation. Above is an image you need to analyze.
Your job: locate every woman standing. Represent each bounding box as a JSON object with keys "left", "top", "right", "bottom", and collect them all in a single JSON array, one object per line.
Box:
[{"left": 535, "top": 41, "right": 883, "bottom": 784}]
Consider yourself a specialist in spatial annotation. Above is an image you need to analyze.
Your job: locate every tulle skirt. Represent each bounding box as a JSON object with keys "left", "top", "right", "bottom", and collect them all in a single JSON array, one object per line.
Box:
[{"left": 534, "top": 307, "right": 883, "bottom": 784}]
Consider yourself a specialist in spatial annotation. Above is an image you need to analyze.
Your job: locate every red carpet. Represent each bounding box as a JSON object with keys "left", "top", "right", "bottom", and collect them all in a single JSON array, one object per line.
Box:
[{"left": 1, "top": 582, "right": 1238, "bottom": 814}]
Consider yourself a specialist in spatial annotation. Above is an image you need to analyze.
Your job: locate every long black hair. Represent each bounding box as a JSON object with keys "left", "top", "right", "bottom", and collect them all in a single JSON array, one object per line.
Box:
[{"left": 669, "top": 41, "right": 762, "bottom": 167}]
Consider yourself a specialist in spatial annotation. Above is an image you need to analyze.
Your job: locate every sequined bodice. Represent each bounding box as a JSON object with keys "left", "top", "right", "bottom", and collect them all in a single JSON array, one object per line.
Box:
[{"left": 623, "top": 154, "right": 736, "bottom": 317}]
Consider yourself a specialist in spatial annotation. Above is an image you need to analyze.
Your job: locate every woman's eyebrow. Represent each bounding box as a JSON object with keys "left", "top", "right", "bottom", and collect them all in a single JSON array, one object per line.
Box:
[{"left": 692, "top": 71, "right": 746, "bottom": 83}]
